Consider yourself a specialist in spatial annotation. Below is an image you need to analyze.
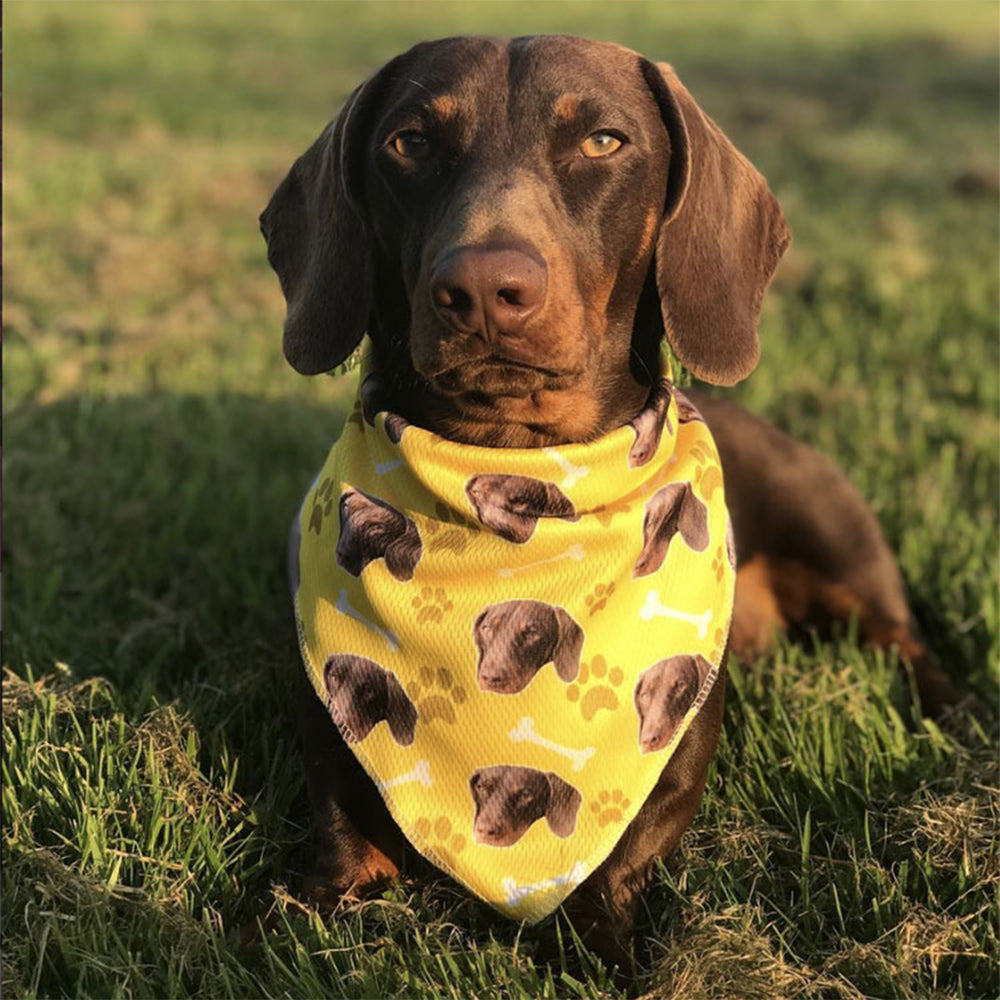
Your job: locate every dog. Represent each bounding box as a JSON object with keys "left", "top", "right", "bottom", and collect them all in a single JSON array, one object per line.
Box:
[
  {"left": 263, "top": 34, "right": 966, "bottom": 962},
  {"left": 323, "top": 654, "right": 418, "bottom": 745},
  {"left": 466, "top": 474, "right": 578, "bottom": 543},
  {"left": 470, "top": 765, "right": 583, "bottom": 846},
  {"left": 336, "top": 488, "right": 422, "bottom": 581},
  {"left": 634, "top": 654, "right": 709, "bottom": 753},
  {"left": 633, "top": 481, "right": 710, "bottom": 577},
  {"left": 474, "top": 599, "right": 584, "bottom": 693}
]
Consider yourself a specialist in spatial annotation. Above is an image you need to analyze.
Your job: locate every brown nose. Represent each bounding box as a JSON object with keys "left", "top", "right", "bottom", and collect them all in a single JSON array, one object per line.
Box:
[{"left": 431, "top": 245, "right": 547, "bottom": 338}]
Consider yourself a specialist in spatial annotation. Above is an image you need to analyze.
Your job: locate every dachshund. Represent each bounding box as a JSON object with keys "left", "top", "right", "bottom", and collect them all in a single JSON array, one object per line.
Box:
[
  {"left": 470, "top": 765, "right": 583, "bottom": 846},
  {"left": 265, "top": 34, "right": 968, "bottom": 965},
  {"left": 473, "top": 600, "right": 584, "bottom": 694},
  {"left": 336, "top": 488, "right": 422, "bottom": 581}
]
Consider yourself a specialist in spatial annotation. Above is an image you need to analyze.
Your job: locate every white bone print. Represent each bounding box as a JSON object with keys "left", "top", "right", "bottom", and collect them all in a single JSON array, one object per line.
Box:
[
  {"left": 335, "top": 588, "right": 400, "bottom": 651},
  {"left": 374, "top": 458, "right": 403, "bottom": 476},
  {"left": 508, "top": 716, "right": 596, "bottom": 772},
  {"left": 639, "top": 590, "right": 712, "bottom": 638},
  {"left": 376, "top": 759, "right": 432, "bottom": 792},
  {"left": 543, "top": 447, "right": 590, "bottom": 489},
  {"left": 498, "top": 543, "right": 585, "bottom": 578},
  {"left": 502, "top": 861, "right": 588, "bottom": 906}
]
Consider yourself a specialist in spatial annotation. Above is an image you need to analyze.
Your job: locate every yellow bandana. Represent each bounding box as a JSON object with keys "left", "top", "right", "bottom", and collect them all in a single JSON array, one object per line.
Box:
[{"left": 295, "top": 361, "right": 735, "bottom": 923}]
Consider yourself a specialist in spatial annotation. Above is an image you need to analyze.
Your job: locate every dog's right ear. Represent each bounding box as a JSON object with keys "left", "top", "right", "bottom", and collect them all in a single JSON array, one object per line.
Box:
[{"left": 260, "top": 76, "right": 383, "bottom": 375}]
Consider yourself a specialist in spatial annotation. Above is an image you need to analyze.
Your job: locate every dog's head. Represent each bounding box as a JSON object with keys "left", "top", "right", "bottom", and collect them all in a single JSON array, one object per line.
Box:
[
  {"left": 466, "top": 473, "right": 577, "bottom": 543},
  {"left": 262, "top": 36, "right": 789, "bottom": 445},
  {"left": 633, "top": 653, "right": 707, "bottom": 753},
  {"left": 470, "top": 764, "right": 582, "bottom": 845},
  {"left": 336, "top": 488, "right": 422, "bottom": 581},
  {"left": 324, "top": 654, "right": 417, "bottom": 745},
  {"left": 473, "top": 599, "right": 583, "bottom": 693}
]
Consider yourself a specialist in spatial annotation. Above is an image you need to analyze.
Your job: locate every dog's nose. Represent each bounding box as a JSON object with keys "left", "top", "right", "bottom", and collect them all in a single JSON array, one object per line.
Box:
[{"left": 430, "top": 245, "right": 546, "bottom": 338}]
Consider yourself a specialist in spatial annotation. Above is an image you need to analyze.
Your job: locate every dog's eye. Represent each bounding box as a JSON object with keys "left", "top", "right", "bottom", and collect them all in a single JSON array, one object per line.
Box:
[
  {"left": 580, "top": 131, "right": 624, "bottom": 159},
  {"left": 391, "top": 131, "right": 431, "bottom": 159},
  {"left": 516, "top": 789, "right": 533, "bottom": 805}
]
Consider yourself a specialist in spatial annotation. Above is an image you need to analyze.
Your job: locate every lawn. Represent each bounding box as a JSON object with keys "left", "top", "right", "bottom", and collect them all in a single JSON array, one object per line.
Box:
[{"left": 3, "top": 3, "right": 998, "bottom": 997}]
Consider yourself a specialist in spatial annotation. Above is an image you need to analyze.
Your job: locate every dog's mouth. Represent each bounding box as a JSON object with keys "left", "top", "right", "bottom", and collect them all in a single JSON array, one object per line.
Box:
[{"left": 430, "top": 356, "right": 572, "bottom": 398}]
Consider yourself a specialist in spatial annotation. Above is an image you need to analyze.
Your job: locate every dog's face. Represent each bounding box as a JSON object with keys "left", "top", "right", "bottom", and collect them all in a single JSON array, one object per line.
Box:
[
  {"left": 324, "top": 654, "right": 418, "bottom": 745},
  {"left": 337, "top": 488, "right": 422, "bottom": 581},
  {"left": 466, "top": 473, "right": 577, "bottom": 543},
  {"left": 633, "top": 481, "right": 709, "bottom": 578},
  {"left": 473, "top": 600, "right": 583, "bottom": 694},
  {"left": 634, "top": 654, "right": 705, "bottom": 753},
  {"left": 262, "top": 35, "right": 789, "bottom": 447},
  {"left": 470, "top": 765, "right": 582, "bottom": 845}
]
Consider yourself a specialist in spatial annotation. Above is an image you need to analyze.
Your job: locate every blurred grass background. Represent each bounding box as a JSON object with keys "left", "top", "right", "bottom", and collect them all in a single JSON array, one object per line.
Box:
[{"left": 3, "top": 3, "right": 998, "bottom": 998}]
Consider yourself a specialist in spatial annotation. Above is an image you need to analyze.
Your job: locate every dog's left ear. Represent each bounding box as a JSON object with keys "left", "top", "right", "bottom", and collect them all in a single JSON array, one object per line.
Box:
[
  {"left": 383, "top": 522, "right": 423, "bottom": 582},
  {"left": 260, "top": 59, "right": 398, "bottom": 375},
  {"left": 641, "top": 61, "right": 791, "bottom": 385},
  {"left": 384, "top": 671, "right": 417, "bottom": 746},
  {"left": 551, "top": 607, "right": 584, "bottom": 682},
  {"left": 544, "top": 773, "right": 582, "bottom": 838}
]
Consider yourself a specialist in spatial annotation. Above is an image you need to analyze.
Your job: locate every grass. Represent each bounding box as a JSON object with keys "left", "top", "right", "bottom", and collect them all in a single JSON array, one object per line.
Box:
[{"left": 3, "top": 2, "right": 998, "bottom": 997}]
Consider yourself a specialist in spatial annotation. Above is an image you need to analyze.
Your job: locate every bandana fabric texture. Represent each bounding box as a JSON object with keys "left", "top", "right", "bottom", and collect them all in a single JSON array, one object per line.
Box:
[{"left": 295, "top": 364, "right": 735, "bottom": 922}]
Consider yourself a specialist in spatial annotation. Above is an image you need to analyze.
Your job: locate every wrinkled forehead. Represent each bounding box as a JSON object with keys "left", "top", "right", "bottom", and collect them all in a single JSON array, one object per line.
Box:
[{"left": 374, "top": 35, "right": 656, "bottom": 139}]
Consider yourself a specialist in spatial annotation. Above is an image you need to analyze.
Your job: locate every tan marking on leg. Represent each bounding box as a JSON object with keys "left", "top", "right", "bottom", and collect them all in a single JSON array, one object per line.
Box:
[{"left": 730, "top": 556, "right": 786, "bottom": 658}]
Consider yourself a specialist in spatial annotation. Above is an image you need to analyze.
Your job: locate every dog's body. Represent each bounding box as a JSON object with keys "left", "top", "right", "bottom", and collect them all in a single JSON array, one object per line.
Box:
[{"left": 265, "top": 35, "right": 965, "bottom": 963}]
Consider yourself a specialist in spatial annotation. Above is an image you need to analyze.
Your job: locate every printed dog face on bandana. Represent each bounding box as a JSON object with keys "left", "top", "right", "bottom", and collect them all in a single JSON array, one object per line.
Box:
[
  {"left": 337, "top": 488, "right": 422, "bottom": 580},
  {"left": 324, "top": 653, "right": 418, "bottom": 746},
  {"left": 466, "top": 474, "right": 578, "bottom": 543},
  {"left": 633, "top": 654, "right": 707, "bottom": 753},
  {"left": 633, "top": 482, "right": 709, "bottom": 577},
  {"left": 470, "top": 765, "right": 582, "bottom": 846},
  {"left": 474, "top": 600, "right": 584, "bottom": 693}
]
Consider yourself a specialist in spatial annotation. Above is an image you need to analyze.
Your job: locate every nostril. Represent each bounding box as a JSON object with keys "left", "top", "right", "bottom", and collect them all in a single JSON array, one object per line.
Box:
[
  {"left": 496, "top": 287, "right": 522, "bottom": 307},
  {"left": 434, "top": 284, "right": 473, "bottom": 314}
]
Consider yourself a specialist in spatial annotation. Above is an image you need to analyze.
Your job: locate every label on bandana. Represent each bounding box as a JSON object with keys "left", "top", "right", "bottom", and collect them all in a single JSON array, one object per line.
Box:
[{"left": 295, "top": 361, "right": 735, "bottom": 923}]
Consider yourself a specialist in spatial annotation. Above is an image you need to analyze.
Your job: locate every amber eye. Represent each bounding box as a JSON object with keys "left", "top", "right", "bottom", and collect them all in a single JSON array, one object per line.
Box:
[
  {"left": 391, "top": 131, "right": 431, "bottom": 159},
  {"left": 580, "top": 131, "right": 624, "bottom": 158}
]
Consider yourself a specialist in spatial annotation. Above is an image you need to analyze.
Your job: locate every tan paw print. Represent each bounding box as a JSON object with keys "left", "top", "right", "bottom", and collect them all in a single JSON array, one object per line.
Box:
[
  {"left": 345, "top": 399, "right": 364, "bottom": 429},
  {"left": 710, "top": 546, "right": 727, "bottom": 583},
  {"left": 422, "top": 501, "right": 480, "bottom": 556},
  {"left": 308, "top": 477, "right": 336, "bottom": 535},
  {"left": 590, "top": 789, "right": 631, "bottom": 827},
  {"left": 691, "top": 447, "right": 722, "bottom": 501},
  {"left": 712, "top": 627, "right": 727, "bottom": 664},
  {"left": 414, "top": 815, "right": 467, "bottom": 872},
  {"left": 583, "top": 581, "right": 616, "bottom": 617},
  {"left": 407, "top": 665, "right": 467, "bottom": 725},
  {"left": 566, "top": 655, "right": 624, "bottom": 721},
  {"left": 411, "top": 586, "right": 454, "bottom": 624}
]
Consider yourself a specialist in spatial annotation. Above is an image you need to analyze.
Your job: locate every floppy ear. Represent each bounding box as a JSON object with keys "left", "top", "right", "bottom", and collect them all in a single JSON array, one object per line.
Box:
[
  {"left": 260, "top": 75, "right": 384, "bottom": 375},
  {"left": 641, "top": 61, "right": 791, "bottom": 385},
  {"left": 544, "top": 773, "right": 582, "bottom": 838},
  {"left": 384, "top": 671, "right": 417, "bottom": 746},
  {"left": 551, "top": 607, "right": 583, "bottom": 682},
  {"left": 677, "top": 482, "right": 709, "bottom": 552},
  {"left": 383, "top": 522, "right": 423, "bottom": 581}
]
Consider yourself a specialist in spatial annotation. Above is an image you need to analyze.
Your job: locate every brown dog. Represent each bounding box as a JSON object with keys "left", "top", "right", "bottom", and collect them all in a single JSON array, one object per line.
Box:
[
  {"left": 474, "top": 600, "right": 584, "bottom": 694},
  {"left": 633, "top": 481, "right": 710, "bottom": 577},
  {"left": 336, "top": 488, "right": 422, "bottom": 581},
  {"left": 324, "top": 654, "right": 418, "bottom": 746},
  {"left": 634, "top": 654, "right": 709, "bottom": 754},
  {"left": 266, "top": 35, "right": 965, "bottom": 963},
  {"left": 470, "top": 765, "right": 583, "bottom": 846},
  {"left": 466, "top": 474, "right": 578, "bottom": 543}
]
